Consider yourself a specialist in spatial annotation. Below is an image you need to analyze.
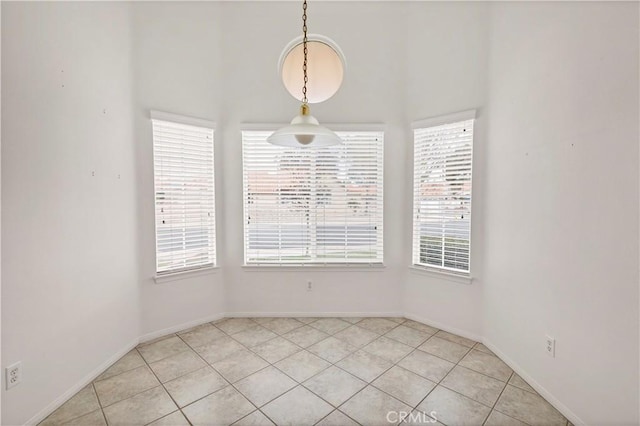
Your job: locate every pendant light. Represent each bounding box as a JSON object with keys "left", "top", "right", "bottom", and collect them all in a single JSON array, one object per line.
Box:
[{"left": 267, "top": 0, "right": 342, "bottom": 148}]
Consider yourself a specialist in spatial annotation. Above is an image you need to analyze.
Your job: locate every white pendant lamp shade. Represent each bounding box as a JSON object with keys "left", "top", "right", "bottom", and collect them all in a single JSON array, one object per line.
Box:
[
  {"left": 268, "top": 0, "right": 342, "bottom": 149},
  {"left": 280, "top": 37, "right": 345, "bottom": 104},
  {"left": 267, "top": 105, "right": 341, "bottom": 148}
]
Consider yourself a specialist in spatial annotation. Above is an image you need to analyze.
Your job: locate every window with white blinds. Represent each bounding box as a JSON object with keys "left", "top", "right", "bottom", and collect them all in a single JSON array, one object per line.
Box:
[
  {"left": 152, "top": 114, "right": 216, "bottom": 274},
  {"left": 242, "top": 130, "right": 384, "bottom": 265},
  {"left": 412, "top": 114, "right": 474, "bottom": 274}
]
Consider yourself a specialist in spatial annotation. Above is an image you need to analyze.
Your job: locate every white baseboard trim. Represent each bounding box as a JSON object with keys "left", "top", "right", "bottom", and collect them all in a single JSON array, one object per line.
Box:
[
  {"left": 403, "top": 312, "right": 483, "bottom": 342},
  {"left": 227, "top": 311, "right": 405, "bottom": 318},
  {"left": 482, "top": 339, "right": 584, "bottom": 426},
  {"left": 25, "top": 338, "right": 139, "bottom": 426},
  {"left": 139, "top": 313, "right": 226, "bottom": 344}
]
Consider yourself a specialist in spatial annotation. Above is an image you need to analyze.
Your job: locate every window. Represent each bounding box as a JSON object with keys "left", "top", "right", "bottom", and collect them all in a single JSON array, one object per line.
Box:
[
  {"left": 412, "top": 112, "right": 474, "bottom": 274},
  {"left": 152, "top": 112, "right": 216, "bottom": 274},
  {"left": 242, "top": 130, "right": 383, "bottom": 265}
]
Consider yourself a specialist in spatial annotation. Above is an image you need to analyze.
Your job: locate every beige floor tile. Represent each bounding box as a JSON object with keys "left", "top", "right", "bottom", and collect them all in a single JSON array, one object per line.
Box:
[
  {"left": 341, "top": 386, "right": 411, "bottom": 426},
  {"left": 235, "top": 366, "right": 297, "bottom": 407},
  {"left": 178, "top": 324, "right": 225, "bottom": 347},
  {"left": 232, "top": 326, "right": 278, "bottom": 347},
  {"left": 40, "top": 385, "right": 101, "bottom": 425},
  {"left": 362, "top": 336, "right": 413, "bottom": 363},
  {"left": 495, "top": 385, "right": 566, "bottom": 426},
  {"left": 402, "top": 320, "right": 438, "bottom": 335},
  {"left": 474, "top": 342, "right": 495, "bottom": 355},
  {"left": 398, "top": 350, "right": 454, "bottom": 382},
  {"left": 441, "top": 366, "right": 506, "bottom": 406},
  {"left": 417, "top": 386, "right": 491, "bottom": 426},
  {"left": 304, "top": 366, "right": 366, "bottom": 406},
  {"left": 232, "top": 410, "right": 275, "bottom": 426},
  {"left": 148, "top": 410, "right": 190, "bottom": 426},
  {"left": 309, "top": 318, "right": 351, "bottom": 334},
  {"left": 95, "top": 350, "right": 145, "bottom": 382},
  {"left": 459, "top": 350, "right": 513, "bottom": 382},
  {"left": 138, "top": 336, "right": 190, "bottom": 364},
  {"left": 252, "top": 337, "right": 301, "bottom": 364},
  {"left": 334, "top": 325, "right": 380, "bottom": 348},
  {"left": 434, "top": 330, "right": 476, "bottom": 348},
  {"left": 262, "top": 386, "right": 333, "bottom": 426},
  {"left": 164, "top": 366, "right": 227, "bottom": 407},
  {"left": 484, "top": 410, "right": 529, "bottom": 426},
  {"left": 509, "top": 373, "right": 536, "bottom": 394},
  {"left": 295, "top": 317, "right": 321, "bottom": 324},
  {"left": 372, "top": 365, "right": 436, "bottom": 407},
  {"left": 388, "top": 317, "right": 407, "bottom": 324},
  {"left": 62, "top": 409, "right": 106, "bottom": 426},
  {"left": 339, "top": 317, "right": 363, "bottom": 324},
  {"left": 418, "top": 336, "right": 471, "bottom": 363},
  {"left": 149, "top": 350, "right": 205, "bottom": 383},
  {"left": 94, "top": 366, "right": 159, "bottom": 407},
  {"left": 182, "top": 386, "right": 255, "bottom": 426},
  {"left": 316, "top": 410, "right": 359, "bottom": 426},
  {"left": 282, "top": 325, "right": 329, "bottom": 348},
  {"left": 401, "top": 410, "right": 445, "bottom": 425},
  {"left": 250, "top": 317, "right": 277, "bottom": 326},
  {"left": 261, "top": 318, "right": 305, "bottom": 335},
  {"left": 336, "top": 349, "right": 393, "bottom": 382},
  {"left": 357, "top": 317, "right": 399, "bottom": 334},
  {"left": 212, "top": 348, "right": 269, "bottom": 383},
  {"left": 216, "top": 318, "right": 257, "bottom": 334},
  {"left": 308, "top": 336, "right": 357, "bottom": 363},
  {"left": 103, "top": 386, "right": 177, "bottom": 425},
  {"left": 275, "top": 350, "right": 330, "bottom": 382},
  {"left": 193, "top": 336, "right": 245, "bottom": 364},
  {"left": 384, "top": 325, "right": 431, "bottom": 347}
]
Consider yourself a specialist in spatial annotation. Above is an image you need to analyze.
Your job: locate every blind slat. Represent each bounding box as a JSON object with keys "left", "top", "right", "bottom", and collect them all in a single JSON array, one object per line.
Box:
[
  {"left": 412, "top": 119, "right": 473, "bottom": 273},
  {"left": 242, "top": 130, "right": 384, "bottom": 265},
  {"left": 153, "top": 118, "right": 217, "bottom": 274}
]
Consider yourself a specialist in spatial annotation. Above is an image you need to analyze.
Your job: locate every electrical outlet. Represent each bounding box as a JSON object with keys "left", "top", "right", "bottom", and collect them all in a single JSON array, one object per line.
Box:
[
  {"left": 6, "top": 362, "right": 22, "bottom": 390},
  {"left": 307, "top": 280, "right": 312, "bottom": 291},
  {"left": 545, "top": 335, "right": 555, "bottom": 358}
]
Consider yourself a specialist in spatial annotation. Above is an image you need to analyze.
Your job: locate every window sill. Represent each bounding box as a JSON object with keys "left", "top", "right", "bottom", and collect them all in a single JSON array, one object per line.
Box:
[
  {"left": 154, "top": 266, "right": 219, "bottom": 284},
  {"left": 242, "top": 264, "right": 386, "bottom": 272},
  {"left": 408, "top": 265, "right": 473, "bottom": 284}
]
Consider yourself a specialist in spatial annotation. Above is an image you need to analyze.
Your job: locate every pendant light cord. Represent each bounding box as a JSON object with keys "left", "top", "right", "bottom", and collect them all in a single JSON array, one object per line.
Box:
[{"left": 301, "top": 0, "right": 308, "bottom": 106}]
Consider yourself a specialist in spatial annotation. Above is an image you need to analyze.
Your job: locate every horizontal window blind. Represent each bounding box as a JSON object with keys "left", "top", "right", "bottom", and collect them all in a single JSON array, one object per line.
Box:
[
  {"left": 243, "top": 130, "right": 384, "bottom": 265},
  {"left": 413, "top": 119, "right": 473, "bottom": 273},
  {"left": 153, "top": 118, "right": 216, "bottom": 274}
]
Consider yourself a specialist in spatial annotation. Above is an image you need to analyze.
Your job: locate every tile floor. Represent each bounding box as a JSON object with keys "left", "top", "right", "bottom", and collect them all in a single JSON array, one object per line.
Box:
[{"left": 39, "top": 317, "right": 571, "bottom": 426}]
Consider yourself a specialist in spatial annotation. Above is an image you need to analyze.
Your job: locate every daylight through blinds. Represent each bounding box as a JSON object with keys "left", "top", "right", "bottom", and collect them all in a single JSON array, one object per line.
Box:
[
  {"left": 412, "top": 119, "right": 473, "bottom": 273},
  {"left": 243, "top": 130, "right": 384, "bottom": 264},
  {"left": 153, "top": 118, "right": 216, "bottom": 274}
]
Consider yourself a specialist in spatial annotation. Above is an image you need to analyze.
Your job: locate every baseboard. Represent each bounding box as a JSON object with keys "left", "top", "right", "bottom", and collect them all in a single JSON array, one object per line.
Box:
[
  {"left": 139, "top": 313, "right": 226, "bottom": 344},
  {"left": 227, "top": 311, "right": 405, "bottom": 318},
  {"left": 482, "top": 339, "right": 584, "bottom": 426},
  {"left": 25, "top": 338, "right": 139, "bottom": 426},
  {"left": 403, "top": 312, "right": 483, "bottom": 342}
]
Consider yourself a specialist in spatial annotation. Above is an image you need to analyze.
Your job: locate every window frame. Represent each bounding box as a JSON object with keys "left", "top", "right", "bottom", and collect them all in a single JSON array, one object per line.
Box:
[
  {"left": 151, "top": 110, "right": 217, "bottom": 279},
  {"left": 411, "top": 110, "right": 475, "bottom": 279},
  {"left": 241, "top": 123, "right": 385, "bottom": 268}
]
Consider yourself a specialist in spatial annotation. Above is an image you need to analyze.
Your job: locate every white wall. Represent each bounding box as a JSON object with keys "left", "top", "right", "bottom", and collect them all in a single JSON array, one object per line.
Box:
[
  {"left": 1, "top": 3, "right": 139, "bottom": 425},
  {"left": 483, "top": 2, "right": 639, "bottom": 424},
  {"left": 132, "top": 2, "right": 226, "bottom": 337},
  {"left": 3, "top": 2, "right": 639, "bottom": 425},
  {"left": 403, "top": 2, "right": 489, "bottom": 339}
]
